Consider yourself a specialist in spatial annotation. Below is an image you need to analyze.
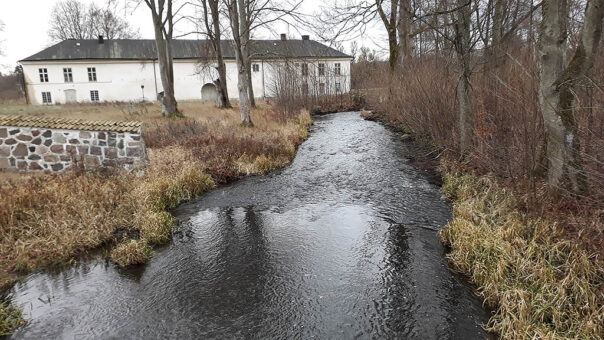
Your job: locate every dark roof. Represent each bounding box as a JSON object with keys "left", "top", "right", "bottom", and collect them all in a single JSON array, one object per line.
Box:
[{"left": 21, "top": 39, "right": 351, "bottom": 62}]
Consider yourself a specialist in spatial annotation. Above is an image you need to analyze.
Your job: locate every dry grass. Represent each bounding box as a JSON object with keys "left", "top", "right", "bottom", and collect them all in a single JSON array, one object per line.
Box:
[
  {"left": 440, "top": 173, "right": 604, "bottom": 339},
  {"left": 111, "top": 240, "right": 152, "bottom": 267},
  {"left": 0, "top": 101, "right": 311, "bottom": 299}
]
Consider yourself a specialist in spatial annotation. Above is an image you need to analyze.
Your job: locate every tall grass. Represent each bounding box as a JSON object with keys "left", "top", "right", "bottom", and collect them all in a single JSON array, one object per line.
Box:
[
  {"left": 440, "top": 173, "right": 603, "bottom": 339},
  {"left": 0, "top": 107, "right": 311, "bottom": 294},
  {"left": 354, "top": 45, "right": 603, "bottom": 338}
]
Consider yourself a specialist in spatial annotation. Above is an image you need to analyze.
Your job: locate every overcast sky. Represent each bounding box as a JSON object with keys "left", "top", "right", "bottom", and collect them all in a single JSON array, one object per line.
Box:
[{"left": 0, "top": 0, "right": 386, "bottom": 73}]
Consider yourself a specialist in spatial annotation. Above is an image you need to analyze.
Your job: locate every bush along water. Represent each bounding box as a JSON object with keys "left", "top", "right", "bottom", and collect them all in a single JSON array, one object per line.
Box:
[{"left": 440, "top": 173, "right": 603, "bottom": 339}]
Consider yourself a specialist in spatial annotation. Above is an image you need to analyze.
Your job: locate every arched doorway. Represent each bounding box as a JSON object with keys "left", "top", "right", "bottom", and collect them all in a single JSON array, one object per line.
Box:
[{"left": 201, "top": 83, "right": 217, "bottom": 103}]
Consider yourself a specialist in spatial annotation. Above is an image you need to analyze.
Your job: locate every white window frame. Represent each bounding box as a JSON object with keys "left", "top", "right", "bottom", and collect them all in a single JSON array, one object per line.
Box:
[
  {"left": 90, "top": 90, "right": 100, "bottom": 102},
  {"left": 319, "top": 83, "right": 325, "bottom": 95},
  {"left": 301, "top": 63, "right": 308, "bottom": 76},
  {"left": 252, "top": 64, "right": 259, "bottom": 72},
  {"left": 318, "top": 63, "right": 325, "bottom": 76},
  {"left": 87, "top": 67, "right": 97, "bottom": 82},
  {"left": 63, "top": 68, "right": 73, "bottom": 83},
  {"left": 39, "top": 68, "right": 48, "bottom": 83},
  {"left": 42, "top": 91, "right": 52, "bottom": 104},
  {"left": 334, "top": 63, "right": 341, "bottom": 75},
  {"left": 335, "top": 82, "right": 341, "bottom": 92}
]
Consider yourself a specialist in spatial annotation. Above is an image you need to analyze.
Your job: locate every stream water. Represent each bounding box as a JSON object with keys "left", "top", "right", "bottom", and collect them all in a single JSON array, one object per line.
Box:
[{"left": 6, "top": 112, "right": 489, "bottom": 339}]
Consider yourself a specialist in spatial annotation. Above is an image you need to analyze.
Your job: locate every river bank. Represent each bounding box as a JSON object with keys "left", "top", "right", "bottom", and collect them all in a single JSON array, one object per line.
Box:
[
  {"left": 3, "top": 111, "right": 489, "bottom": 338},
  {"left": 365, "top": 110, "right": 603, "bottom": 339},
  {"left": 0, "top": 105, "right": 311, "bottom": 335}
]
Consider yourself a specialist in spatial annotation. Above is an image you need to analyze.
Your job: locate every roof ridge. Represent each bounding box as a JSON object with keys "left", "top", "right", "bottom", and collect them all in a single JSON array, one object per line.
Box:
[
  {"left": 20, "top": 39, "right": 352, "bottom": 62},
  {"left": 0, "top": 115, "right": 143, "bottom": 133}
]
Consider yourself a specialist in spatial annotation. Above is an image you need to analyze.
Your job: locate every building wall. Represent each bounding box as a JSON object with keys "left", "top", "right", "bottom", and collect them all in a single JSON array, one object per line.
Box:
[{"left": 21, "top": 58, "right": 352, "bottom": 105}]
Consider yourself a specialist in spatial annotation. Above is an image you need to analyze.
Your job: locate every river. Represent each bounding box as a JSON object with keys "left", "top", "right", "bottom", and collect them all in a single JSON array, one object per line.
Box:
[{"left": 6, "top": 112, "right": 489, "bottom": 339}]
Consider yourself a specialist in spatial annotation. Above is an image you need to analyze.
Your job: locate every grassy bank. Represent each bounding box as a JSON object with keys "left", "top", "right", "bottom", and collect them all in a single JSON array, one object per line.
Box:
[
  {"left": 440, "top": 173, "right": 603, "bottom": 339},
  {"left": 361, "top": 109, "right": 603, "bottom": 339},
  {"left": 0, "top": 102, "right": 311, "bottom": 334}
]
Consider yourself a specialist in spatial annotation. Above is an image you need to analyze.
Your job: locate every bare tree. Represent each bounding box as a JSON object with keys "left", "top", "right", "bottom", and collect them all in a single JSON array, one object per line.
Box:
[
  {"left": 453, "top": 0, "right": 473, "bottom": 154},
  {"left": 198, "top": 0, "right": 232, "bottom": 108},
  {"left": 140, "top": 0, "right": 181, "bottom": 116},
  {"left": 226, "top": 0, "right": 253, "bottom": 125},
  {"left": 539, "top": 0, "right": 603, "bottom": 194},
  {"left": 225, "top": 0, "right": 303, "bottom": 124},
  {"left": 48, "top": 0, "right": 139, "bottom": 42},
  {"left": 89, "top": 0, "right": 141, "bottom": 39},
  {"left": 319, "top": 0, "right": 414, "bottom": 72},
  {"left": 48, "top": 0, "right": 89, "bottom": 41}
]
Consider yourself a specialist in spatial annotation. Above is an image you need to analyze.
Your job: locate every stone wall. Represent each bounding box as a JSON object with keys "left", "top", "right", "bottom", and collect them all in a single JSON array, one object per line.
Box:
[{"left": 0, "top": 126, "right": 147, "bottom": 173}]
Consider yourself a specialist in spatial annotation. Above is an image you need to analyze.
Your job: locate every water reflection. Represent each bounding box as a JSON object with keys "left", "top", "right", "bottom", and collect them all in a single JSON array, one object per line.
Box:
[{"left": 7, "top": 112, "right": 489, "bottom": 339}]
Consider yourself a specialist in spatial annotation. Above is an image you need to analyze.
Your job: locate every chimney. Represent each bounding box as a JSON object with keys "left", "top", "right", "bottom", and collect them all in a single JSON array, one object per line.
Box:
[
  {"left": 301, "top": 35, "right": 310, "bottom": 41},
  {"left": 280, "top": 33, "right": 287, "bottom": 41},
  {"left": 98, "top": 35, "right": 104, "bottom": 44}
]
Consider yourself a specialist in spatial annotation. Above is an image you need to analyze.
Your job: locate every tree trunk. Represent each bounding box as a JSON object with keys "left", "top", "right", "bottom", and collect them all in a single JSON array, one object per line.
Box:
[
  {"left": 492, "top": 0, "right": 505, "bottom": 49},
  {"left": 229, "top": 0, "right": 252, "bottom": 125},
  {"left": 539, "top": 0, "right": 603, "bottom": 194},
  {"left": 397, "top": 0, "right": 413, "bottom": 66},
  {"left": 247, "top": 60, "right": 256, "bottom": 106},
  {"left": 455, "top": 0, "right": 473, "bottom": 154},
  {"left": 209, "top": 0, "right": 231, "bottom": 108},
  {"left": 150, "top": 4, "right": 178, "bottom": 117},
  {"left": 154, "top": 32, "right": 178, "bottom": 115},
  {"left": 237, "top": 54, "right": 252, "bottom": 125}
]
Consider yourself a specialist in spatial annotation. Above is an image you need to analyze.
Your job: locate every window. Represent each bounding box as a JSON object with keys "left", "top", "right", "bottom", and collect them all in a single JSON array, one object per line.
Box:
[
  {"left": 252, "top": 64, "right": 259, "bottom": 72},
  {"left": 335, "top": 82, "right": 341, "bottom": 92},
  {"left": 318, "top": 63, "right": 325, "bottom": 76},
  {"left": 41, "top": 92, "right": 52, "bottom": 104},
  {"left": 63, "top": 68, "right": 73, "bottom": 83},
  {"left": 87, "top": 67, "right": 97, "bottom": 81},
  {"left": 90, "top": 90, "right": 99, "bottom": 102},
  {"left": 39, "top": 68, "right": 49, "bottom": 83},
  {"left": 334, "top": 63, "right": 341, "bottom": 75},
  {"left": 301, "top": 63, "right": 308, "bottom": 76},
  {"left": 319, "top": 83, "right": 325, "bottom": 94}
]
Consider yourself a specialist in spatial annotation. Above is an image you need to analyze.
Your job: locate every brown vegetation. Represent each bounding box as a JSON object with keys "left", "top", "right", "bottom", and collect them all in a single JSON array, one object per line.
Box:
[
  {"left": 0, "top": 103, "right": 311, "bottom": 292},
  {"left": 440, "top": 173, "right": 603, "bottom": 338},
  {"left": 347, "top": 1, "right": 603, "bottom": 336},
  {"left": 365, "top": 49, "right": 603, "bottom": 254}
]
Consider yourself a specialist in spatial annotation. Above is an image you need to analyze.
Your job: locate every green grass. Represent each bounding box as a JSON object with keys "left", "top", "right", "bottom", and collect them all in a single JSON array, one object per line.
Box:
[{"left": 0, "top": 301, "right": 25, "bottom": 336}]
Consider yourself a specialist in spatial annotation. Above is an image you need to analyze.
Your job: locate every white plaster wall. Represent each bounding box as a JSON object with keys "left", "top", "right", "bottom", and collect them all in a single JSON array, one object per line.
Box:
[{"left": 21, "top": 58, "right": 352, "bottom": 105}]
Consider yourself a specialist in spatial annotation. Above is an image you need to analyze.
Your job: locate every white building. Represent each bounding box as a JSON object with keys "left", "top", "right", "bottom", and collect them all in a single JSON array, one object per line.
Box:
[{"left": 20, "top": 35, "right": 352, "bottom": 105}]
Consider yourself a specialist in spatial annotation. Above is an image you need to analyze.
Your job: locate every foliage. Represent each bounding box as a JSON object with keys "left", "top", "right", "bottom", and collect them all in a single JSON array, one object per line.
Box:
[
  {"left": 440, "top": 173, "right": 603, "bottom": 339},
  {"left": 0, "top": 301, "right": 24, "bottom": 335}
]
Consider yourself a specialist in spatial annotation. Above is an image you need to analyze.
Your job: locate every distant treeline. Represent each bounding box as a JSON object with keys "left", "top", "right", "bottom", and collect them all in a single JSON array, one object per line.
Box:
[{"left": 0, "top": 66, "right": 25, "bottom": 103}]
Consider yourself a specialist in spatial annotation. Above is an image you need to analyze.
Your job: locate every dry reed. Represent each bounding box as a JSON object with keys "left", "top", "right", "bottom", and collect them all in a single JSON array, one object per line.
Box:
[{"left": 440, "top": 173, "right": 603, "bottom": 339}]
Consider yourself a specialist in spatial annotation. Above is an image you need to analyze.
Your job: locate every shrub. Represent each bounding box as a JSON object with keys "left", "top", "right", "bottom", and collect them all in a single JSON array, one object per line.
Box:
[{"left": 0, "top": 301, "right": 24, "bottom": 335}]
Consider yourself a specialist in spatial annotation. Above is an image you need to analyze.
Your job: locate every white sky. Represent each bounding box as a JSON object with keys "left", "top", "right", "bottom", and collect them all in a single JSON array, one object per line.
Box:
[{"left": 0, "top": 0, "right": 386, "bottom": 73}]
